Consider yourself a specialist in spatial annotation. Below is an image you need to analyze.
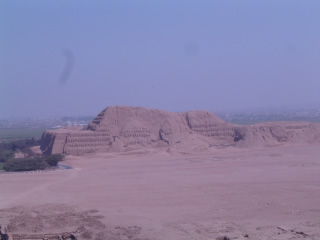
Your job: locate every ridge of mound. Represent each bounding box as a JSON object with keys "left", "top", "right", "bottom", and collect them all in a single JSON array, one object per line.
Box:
[{"left": 40, "top": 106, "right": 320, "bottom": 155}]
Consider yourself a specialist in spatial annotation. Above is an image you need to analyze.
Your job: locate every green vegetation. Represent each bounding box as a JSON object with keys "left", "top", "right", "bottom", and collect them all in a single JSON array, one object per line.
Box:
[
  {"left": 0, "top": 149, "right": 14, "bottom": 163},
  {"left": 4, "top": 158, "right": 48, "bottom": 171},
  {"left": 0, "top": 138, "right": 40, "bottom": 163},
  {"left": 0, "top": 128, "right": 47, "bottom": 142},
  {"left": 0, "top": 137, "right": 64, "bottom": 172},
  {"left": 5, "top": 154, "right": 64, "bottom": 171},
  {"left": 3, "top": 154, "right": 64, "bottom": 172}
]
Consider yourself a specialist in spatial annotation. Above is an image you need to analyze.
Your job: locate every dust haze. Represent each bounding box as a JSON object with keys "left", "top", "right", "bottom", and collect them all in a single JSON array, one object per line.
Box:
[
  {"left": 1, "top": 1, "right": 320, "bottom": 240},
  {"left": 1, "top": 0, "right": 320, "bottom": 118}
]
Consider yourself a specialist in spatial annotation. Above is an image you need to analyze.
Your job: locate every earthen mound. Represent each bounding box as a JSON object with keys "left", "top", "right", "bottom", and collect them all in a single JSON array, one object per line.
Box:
[{"left": 40, "top": 106, "right": 320, "bottom": 155}]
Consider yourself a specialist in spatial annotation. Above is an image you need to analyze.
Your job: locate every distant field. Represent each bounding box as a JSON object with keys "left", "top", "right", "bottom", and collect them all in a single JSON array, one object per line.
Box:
[
  {"left": 0, "top": 128, "right": 48, "bottom": 142},
  {"left": 227, "top": 118, "right": 320, "bottom": 125}
]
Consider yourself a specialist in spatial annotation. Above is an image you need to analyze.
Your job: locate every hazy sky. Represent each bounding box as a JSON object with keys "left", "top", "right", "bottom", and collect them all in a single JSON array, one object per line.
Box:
[{"left": 1, "top": 0, "right": 319, "bottom": 118}]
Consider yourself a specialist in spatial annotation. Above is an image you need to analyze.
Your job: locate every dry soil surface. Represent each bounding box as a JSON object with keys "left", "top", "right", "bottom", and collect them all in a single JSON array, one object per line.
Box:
[{"left": 1, "top": 144, "right": 320, "bottom": 240}]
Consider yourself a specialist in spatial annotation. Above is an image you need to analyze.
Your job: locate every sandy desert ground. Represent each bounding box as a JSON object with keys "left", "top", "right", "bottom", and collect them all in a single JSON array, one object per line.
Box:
[{"left": 1, "top": 143, "right": 320, "bottom": 240}]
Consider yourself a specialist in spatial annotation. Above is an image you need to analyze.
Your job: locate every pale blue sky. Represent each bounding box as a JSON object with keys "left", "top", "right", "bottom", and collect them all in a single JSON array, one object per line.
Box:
[{"left": 1, "top": 0, "right": 319, "bottom": 117}]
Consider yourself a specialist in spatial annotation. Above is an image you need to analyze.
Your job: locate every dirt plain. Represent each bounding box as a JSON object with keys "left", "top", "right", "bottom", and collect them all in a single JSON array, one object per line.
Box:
[{"left": 1, "top": 143, "right": 320, "bottom": 240}]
